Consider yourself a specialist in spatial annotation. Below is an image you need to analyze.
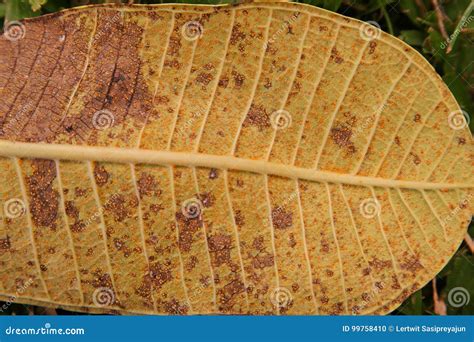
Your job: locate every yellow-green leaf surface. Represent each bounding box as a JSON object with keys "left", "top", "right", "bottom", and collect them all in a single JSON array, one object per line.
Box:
[{"left": 0, "top": 2, "right": 472, "bottom": 315}]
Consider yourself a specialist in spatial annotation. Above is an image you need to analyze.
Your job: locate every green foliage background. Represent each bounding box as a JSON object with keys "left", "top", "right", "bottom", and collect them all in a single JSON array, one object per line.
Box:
[{"left": 0, "top": 0, "right": 473, "bottom": 315}]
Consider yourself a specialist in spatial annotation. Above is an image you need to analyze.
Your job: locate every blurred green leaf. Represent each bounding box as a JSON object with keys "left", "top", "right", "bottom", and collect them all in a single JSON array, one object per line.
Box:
[
  {"left": 444, "top": 255, "right": 474, "bottom": 315},
  {"left": 29, "top": 0, "right": 47, "bottom": 12},
  {"left": 5, "top": 0, "right": 36, "bottom": 21},
  {"left": 399, "top": 0, "right": 422, "bottom": 25},
  {"left": 399, "top": 30, "right": 425, "bottom": 46},
  {"left": 398, "top": 290, "right": 423, "bottom": 315}
]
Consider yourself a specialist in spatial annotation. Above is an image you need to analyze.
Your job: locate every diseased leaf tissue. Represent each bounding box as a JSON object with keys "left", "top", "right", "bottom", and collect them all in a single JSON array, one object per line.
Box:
[{"left": 0, "top": 2, "right": 472, "bottom": 315}]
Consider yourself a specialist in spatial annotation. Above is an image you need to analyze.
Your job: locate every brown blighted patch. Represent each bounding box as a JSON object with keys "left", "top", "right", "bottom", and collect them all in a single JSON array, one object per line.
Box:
[
  {"left": 298, "top": 181, "right": 349, "bottom": 314},
  {"left": 134, "top": 164, "right": 189, "bottom": 314},
  {"left": 330, "top": 125, "right": 355, "bottom": 153},
  {"left": 0, "top": 158, "right": 48, "bottom": 299},
  {"left": 26, "top": 160, "right": 59, "bottom": 230},
  {"left": 195, "top": 167, "right": 248, "bottom": 313},
  {"left": 242, "top": 104, "right": 271, "bottom": 131},
  {"left": 93, "top": 163, "right": 109, "bottom": 187},
  {"left": 172, "top": 166, "right": 215, "bottom": 313},
  {"left": 267, "top": 16, "right": 338, "bottom": 165},
  {"left": 234, "top": 10, "right": 311, "bottom": 160},
  {"left": 267, "top": 176, "right": 316, "bottom": 314},
  {"left": 197, "top": 7, "right": 271, "bottom": 156},
  {"left": 0, "top": 236, "right": 11, "bottom": 250},
  {"left": 93, "top": 162, "right": 156, "bottom": 312},
  {"left": 342, "top": 185, "right": 403, "bottom": 309},
  {"left": 0, "top": 15, "right": 66, "bottom": 142},
  {"left": 227, "top": 171, "right": 277, "bottom": 314},
  {"left": 271, "top": 206, "right": 293, "bottom": 229},
  {"left": 176, "top": 212, "right": 203, "bottom": 253},
  {"left": 65, "top": 200, "right": 86, "bottom": 233},
  {"left": 20, "top": 159, "right": 83, "bottom": 304},
  {"left": 169, "top": 9, "right": 234, "bottom": 153},
  {"left": 139, "top": 11, "right": 202, "bottom": 151},
  {"left": 57, "top": 160, "right": 124, "bottom": 307},
  {"left": 160, "top": 299, "right": 189, "bottom": 315},
  {"left": 208, "top": 234, "right": 232, "bottom": 267},
  {"left": 330, "top": 47, "right": 344, "bottom": 64}
]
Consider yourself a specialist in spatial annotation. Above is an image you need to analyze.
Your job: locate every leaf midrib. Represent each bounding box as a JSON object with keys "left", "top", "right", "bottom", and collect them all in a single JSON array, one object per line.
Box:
[{"left": 0, "top": 140, "right": 471, "bottom": 190}]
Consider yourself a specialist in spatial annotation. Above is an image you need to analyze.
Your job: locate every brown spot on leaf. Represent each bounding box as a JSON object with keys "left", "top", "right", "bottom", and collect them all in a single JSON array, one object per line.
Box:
[
  {"left": 176, "top": 212, "right": 202, "bottom": 252},
  {"left": 232, "top": 70, "right": 245, "bottom": 88},
  {"left": 93, "top": 164, "right": 109, "bottom": 187},
  {"left": 368, "top": 257, "right": 392, "bottom": 271},
  {"left": 148, "top": 262, "right": 173, "bottom": 289},
  {"left": 271, "top": 207, "right": 293, "bottom": 229},
  {"left": 198, "top": 192, "right": 215, "bottom": 208},
  {"left": 400, "top": 254, "right": 423, "bottom": 274},
  {"left": 242, "top": 104, "right": 270, "bottom": 131},
  {"left": 0, "top": 236, "right": 11, "bottom": 250},
  {"left": 195, "top": 72, "right": 213, "bottom": 86},
  {"left": 137, "top": 172, "right": 158, "bottom": 199},
  {"left": 107, "top": 194, "right": 130, "bottom": 222},
  {"left": 252, "top": 254, "right": 274, "bottom": 269},
  {"left": 208, "top": 234, "right": 233, "bottom": 267},
  {"left": 27, "top": 160, "right": 59, "bottom": 230},
  {"left": 330, "top": 125, "right": 353, "bottom": 149},
  {"left": 163, "top": 299, "right": 189, "bottom": 315},
  {"left": 331, "top": 47, "right": 344, "bottom": 64},
  {"left": 209, "top": 168, "right": 218, "bottom": 179},
  {"left": 368, "top": 41, "right": 377, "bottom": 54}
]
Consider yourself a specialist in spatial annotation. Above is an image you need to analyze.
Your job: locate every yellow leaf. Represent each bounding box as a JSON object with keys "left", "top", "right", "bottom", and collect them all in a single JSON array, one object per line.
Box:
[{"left": 0, "top": 3, "right": 472, "bottom": 315}]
